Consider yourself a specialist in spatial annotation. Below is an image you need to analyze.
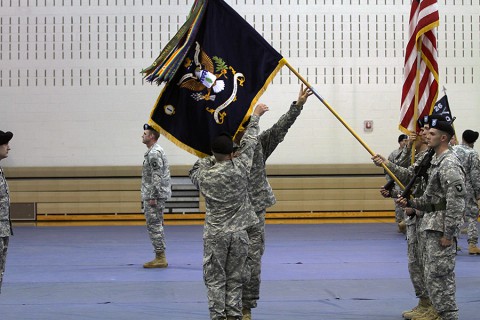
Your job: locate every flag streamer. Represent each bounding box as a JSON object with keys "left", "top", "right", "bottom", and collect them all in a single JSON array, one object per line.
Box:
[{"left": 142, "top": 0, "right": 208, "bottom": 84}]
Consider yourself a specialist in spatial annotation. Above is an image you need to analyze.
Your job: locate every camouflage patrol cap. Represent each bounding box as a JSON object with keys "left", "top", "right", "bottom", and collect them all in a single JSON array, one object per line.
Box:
[
  {"left": 0, "top": 130, "right": 13, "bottom": 145},
  {"left": 430, "top": 119, "right": 455, "bottom": 137},
  {"left": 211, "top": 133, "right": 233, "bottom": 154},
  {"left": 463, "top": 129, "right": 479, "bottom": 144}
]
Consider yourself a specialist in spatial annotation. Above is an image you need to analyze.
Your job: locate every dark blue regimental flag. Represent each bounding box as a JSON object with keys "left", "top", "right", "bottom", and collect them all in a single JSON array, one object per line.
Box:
[
  {"left": 432, "top": 95, "right": 453, "bottom": 122},
  {"left": 144, "top": 0, "right": 285, "bottom": 157}
]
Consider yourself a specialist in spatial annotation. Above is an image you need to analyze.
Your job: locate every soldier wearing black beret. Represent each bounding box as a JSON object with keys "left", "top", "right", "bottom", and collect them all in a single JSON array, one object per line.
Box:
[{"left": 453, "top": 129, "right": 480, "bottom": 255}]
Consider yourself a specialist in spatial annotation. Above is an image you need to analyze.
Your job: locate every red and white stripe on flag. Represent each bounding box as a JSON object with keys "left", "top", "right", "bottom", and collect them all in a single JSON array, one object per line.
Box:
[{"left": 399, "top": 0, "right": 439, "bottom": 133}]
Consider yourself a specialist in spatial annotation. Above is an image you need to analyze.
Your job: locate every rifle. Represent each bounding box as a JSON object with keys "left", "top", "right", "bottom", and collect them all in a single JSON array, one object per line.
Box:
[
  {"left": 402, "top": 148, "right": 435, "bottom": 217},
  {"left": 383, "top": 179, "right": 395, "bottom": 190}
]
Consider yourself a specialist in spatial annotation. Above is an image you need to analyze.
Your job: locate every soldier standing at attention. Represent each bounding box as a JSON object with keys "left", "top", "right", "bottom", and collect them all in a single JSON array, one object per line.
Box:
[
  {"left": 234, "top": 85, "right": 312, "bottom": 320},
  {"left": 141, "top": 124, "right": 172, "bottom": 268},
  {"left": 452, "top": 129, "right": 480, "bottom": 254},
  {"left": 397, "top": 120, "right": 466, "bottom": 320},
  {"left": 189, "top": 104, "right": 268, "bottom": 320},
  {"left": 0, "top": 130, "right": 13, "bottom": 293}
]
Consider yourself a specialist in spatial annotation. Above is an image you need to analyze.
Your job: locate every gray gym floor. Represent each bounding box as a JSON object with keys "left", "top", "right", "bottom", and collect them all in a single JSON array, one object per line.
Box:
[{"left": 1, "top": 223, "right": 479, "bottom": 319}]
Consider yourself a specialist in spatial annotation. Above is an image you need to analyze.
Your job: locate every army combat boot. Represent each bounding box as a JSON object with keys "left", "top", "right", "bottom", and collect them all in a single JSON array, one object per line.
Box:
[
  {"left": 412, "top": 306, "right": 439, "bottom": 320},
  {"left": 143, "top": 251, "right": 168, "bottom": 268},
  {"left": 242, "top": 308, "right": 252, "bottom": 320},
  {"left": 468, "top": 244, "right": 480, "bottom": 255},
  {"left": 402, "top": 297, "right": 431, "bottom": 319}
]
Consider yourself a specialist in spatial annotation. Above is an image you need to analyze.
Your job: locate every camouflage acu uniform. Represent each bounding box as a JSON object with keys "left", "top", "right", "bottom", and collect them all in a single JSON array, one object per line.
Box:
[
  {"left": 386, "top": 149, "right": 429, "bottom": 300},
  {"left": 0, "top": 167, "right": 12, "bottom": 293},
  {"left": 453, "top": 144, "right": 480, "bottom": 245},
  {"left": 189, "top": 115, "right": 260, "bottom": 320},
  {"left": 410, "top": 149, "right": 466, "bottom": 320},
  {"left": 386, "top": 145, "right": 410, "bottom": 223},
  {"left": 141, "top": 143, "right": 171, "bottom": 254},
  {"left": 242, "top": 103, "right": 303, "bottom": 310}
]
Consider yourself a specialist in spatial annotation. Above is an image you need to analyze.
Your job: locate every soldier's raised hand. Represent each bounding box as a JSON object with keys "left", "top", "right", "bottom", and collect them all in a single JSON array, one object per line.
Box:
[
  {"left": 296, "top": 84, "right": 313, "bottom": 107},
  {"left": 253, "top": 103, "right": 269, "bottom": 117}
]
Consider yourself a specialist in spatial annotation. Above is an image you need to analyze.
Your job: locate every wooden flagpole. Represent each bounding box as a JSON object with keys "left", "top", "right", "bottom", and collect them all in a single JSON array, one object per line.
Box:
[{"left": 285, "top": 61, "right": 406, "bottom": 190}]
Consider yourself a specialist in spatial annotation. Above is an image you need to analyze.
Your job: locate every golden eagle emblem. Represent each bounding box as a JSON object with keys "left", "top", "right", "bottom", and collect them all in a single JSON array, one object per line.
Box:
[{"left": 176, "top": 42, "right": 245, "bottom": 124}]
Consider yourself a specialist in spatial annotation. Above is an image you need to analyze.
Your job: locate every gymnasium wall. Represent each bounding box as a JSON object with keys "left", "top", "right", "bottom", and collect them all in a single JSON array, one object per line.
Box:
[{"left": 1, "top": 0, "right": 479, "bottom": 167}]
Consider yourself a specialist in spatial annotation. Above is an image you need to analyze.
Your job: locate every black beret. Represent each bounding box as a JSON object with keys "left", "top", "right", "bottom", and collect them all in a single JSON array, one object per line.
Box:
[
  {"left": 0, "top": 130, "right": 13, "bottom": 145},
  {"left": 462, "top": 129, "right": 479, "bottom": 144},
  {"left": 398, "top": 134, "right": 408, "bottom": 143},
  {"left": 143, "top": 123, "right": 158, "bottom": 132},
  {"left": 430, "top": 119, "right": 455, "bottom": 137},
  {"left": 417, "top": 117, "right": 425, "bottom": 128},
  {"left": 211, "top": 133, "right": 233, "bottom": 155},
  {"left": 418, "top": 114, "right": 440, "bottom": 128},
  {"left": 428, "top": 114, "right": 448, "bottom": 126}
]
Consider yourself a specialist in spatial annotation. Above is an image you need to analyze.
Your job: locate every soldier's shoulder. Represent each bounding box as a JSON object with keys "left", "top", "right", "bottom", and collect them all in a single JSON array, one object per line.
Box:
[
  {"left": 152, "top": 143, "right": 165, "bottom": 152},
  {"left": 440, "top": 153, "right": 465, "bottom": 177},
  {"left": 444, "top": 151, "right": 463, "bottom": 166},
  {"left": 149, "top": 144, "right": 167, "bottom": 157}
]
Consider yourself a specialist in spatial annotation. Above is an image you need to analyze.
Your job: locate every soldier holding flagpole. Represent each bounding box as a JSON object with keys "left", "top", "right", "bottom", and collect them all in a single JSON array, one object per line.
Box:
[
  {"left": 235, "top": 85, "right": 312, "bottom": 320},
  {"left": 397, "top": 120, "right": 465, "bottom": 320},
  {"left": 189, "top": 104, "right": 267, "bottom": 320}
]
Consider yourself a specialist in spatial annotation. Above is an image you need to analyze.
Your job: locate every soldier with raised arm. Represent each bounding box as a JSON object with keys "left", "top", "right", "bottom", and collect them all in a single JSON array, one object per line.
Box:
[
  {"left": 189, "top": 104, "right": 268, "bottom": 320},
  {"left": 233, "top": 85, "right": 312, "bottom": 320}
]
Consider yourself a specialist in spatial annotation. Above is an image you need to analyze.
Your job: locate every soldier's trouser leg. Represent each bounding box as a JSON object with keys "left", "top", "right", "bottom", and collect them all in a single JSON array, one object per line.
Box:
[
  {"left": 204, "top": 231, "right": 248, "bottom": 320},
  {"left": 466, "top": 201, "right": 479, "bottom": 245},
  {"left": 143, "top": 201, "right": 166, "bottom": 253},
  {"left": 395, "top": 202, "right": 405, "bottom": 223},
  {"left": 407, "top": 223, "right": 427, "bottom": 299},
  {"left": 242, "top": 210, "right": 266, "bottom": 309},
  {"left": 424, "top": 231, "right": 458, "bottom": 320},
  {"left": 0, "top": 236, "right": 9, "bottom": 294}
]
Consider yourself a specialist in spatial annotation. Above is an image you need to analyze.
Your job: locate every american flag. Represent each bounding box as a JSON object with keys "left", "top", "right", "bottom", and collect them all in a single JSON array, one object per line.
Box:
[{"left": 399, "top": 0, "right": 440, "bottom": 133}]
